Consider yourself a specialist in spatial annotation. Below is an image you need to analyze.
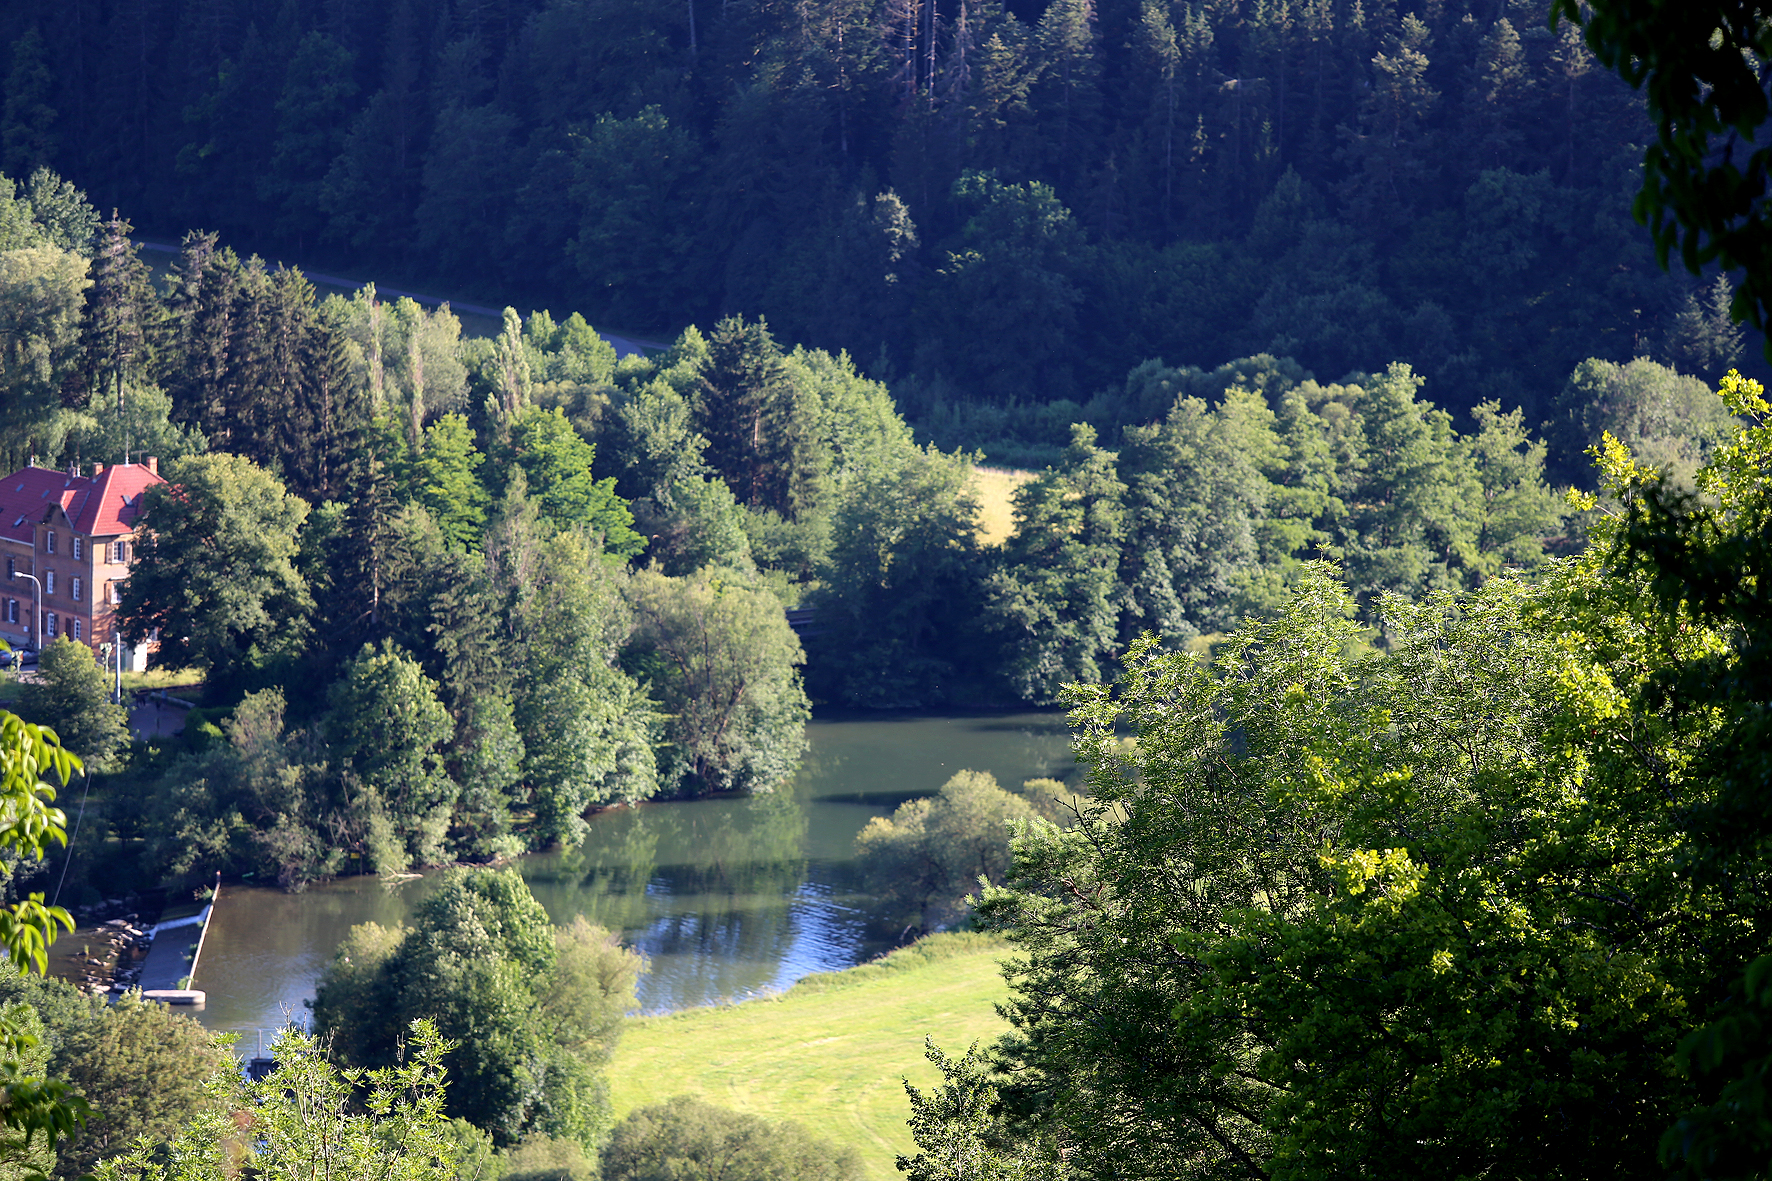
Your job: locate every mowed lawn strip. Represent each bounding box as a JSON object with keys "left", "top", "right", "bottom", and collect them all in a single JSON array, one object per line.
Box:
[{"left": 608, "top": 933, "right": 1011, "bottom": 1180}]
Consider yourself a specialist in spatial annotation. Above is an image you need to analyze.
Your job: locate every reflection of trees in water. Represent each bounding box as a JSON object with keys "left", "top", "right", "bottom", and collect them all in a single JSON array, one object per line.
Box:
[
  {"left": 534, "top": 791, "right": 817, "bottom": 1010},
  {"left": 526, "top": 811, "right": 663, "bottom": 932},
  {"left": 789, "top": 739, "right": 844, "bottom": 799},
  {"left": 525, "top": 791, "right": 810, "bottom": 933},
  {"left": 672, "top": 790, "right": 808, "bottom": 896}
]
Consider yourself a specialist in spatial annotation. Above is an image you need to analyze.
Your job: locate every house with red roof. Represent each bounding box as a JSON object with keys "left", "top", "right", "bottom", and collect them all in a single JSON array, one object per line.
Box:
[{"left": 1, "top": 458, "right": 165, "bottom": 669}]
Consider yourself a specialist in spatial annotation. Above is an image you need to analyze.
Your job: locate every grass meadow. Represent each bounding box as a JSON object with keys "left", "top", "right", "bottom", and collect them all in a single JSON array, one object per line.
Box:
[
  {"left": 606, "top": 933, "right": 1012, "bottom": 1178},
  {"left": 972, "top": 467, "right": 1036, "bottom": 547}
]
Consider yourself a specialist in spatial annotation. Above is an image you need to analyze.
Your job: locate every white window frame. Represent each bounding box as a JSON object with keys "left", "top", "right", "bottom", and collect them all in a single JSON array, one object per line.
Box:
[
  {"left": 44, "top": 571, "right": 53, "bottom": 595},
  {"left": 71, "top": 576, "right": 81, "bottom": 602},
  {"left": 45, "top": 612, "right": 55, "bottom": 638},
  {"left": 70, "top": 618, "right": 80, "bottom": 641},
  {"left": 4, "top": 599, "right": 14, "bottom": 624},
  {"left": 109, "top": 583, "right": 121, "bottom": 605},
  {"left": 71, "top": 537, "right": 82, "bottom": 560},
  {"left": 44, "top": 531, "right": 54, "bottom": 555}
]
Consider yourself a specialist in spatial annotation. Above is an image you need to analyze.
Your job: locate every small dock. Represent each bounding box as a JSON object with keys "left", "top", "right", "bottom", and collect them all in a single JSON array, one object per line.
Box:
[{"left": 135, "top": 892, "right": 214, "bottom": 1005}]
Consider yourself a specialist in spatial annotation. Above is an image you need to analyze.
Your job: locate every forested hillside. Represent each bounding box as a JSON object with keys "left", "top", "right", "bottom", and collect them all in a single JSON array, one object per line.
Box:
[{"left": 0, "top": 0, "right": 1748, "bottom": 447}]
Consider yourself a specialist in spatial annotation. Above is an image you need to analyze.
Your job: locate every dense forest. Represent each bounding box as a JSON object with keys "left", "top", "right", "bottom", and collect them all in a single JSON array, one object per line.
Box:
[{"left": 0, "top": 0, "right": 1758, "bottom": 459}]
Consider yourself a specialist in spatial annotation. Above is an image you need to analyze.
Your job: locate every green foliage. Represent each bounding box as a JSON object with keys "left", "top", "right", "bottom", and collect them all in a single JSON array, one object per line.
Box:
[
  {"left": 508, "top": 405, "right": 643, "bottom": 558},
  {"left": 896, "top": 376, "right": 1772, "bottom": 1178},
  {"left": 62, "top": 384, "right": 205, "bottom": 468},
  {"left": 809, "top": 444, "right": 985, "bottom": 707},
  {"left": 313, "top": 868, "right": 643, "bottom": 1151},
  {"left": 918, "top": 173, "right": 1084, "bottom": 406},
  {"left": 488, "top": 490, "right": 660, "bottom": 838},
  {"left": 500, "top": 1135, "right": 595, "bottom": 1181},
  {"left": 968, "top": 564, "right": 1691, "bottom": 1177},
  {"left": 407, "top": 414, "right": 491, "bottom": 550},
  {"left": 1555, "top": 356, "right": 1737, "bottom": 487},
  {"left": 986, "top": 424, "right": 1125, "bottom": 702},
  {"left": 91, "top": 1021, "right": 460, "bottom": 1181},
  {"left": 600, "top": 1096, "right": 863, "bottom": 1181},
  {"left": 134, "top": 688, "right": 345, "bottom": 889},
  {"left": 1550, "top": 0, "right": 1772, "bottom": 336},
  {"left": 1591, "top": 370, "right": 1772, "bottom": 1174},
  {"left": 41, "top": 990, "right": 230, "bottom": 1178},
  {"left": 855, "top": 770, "right": 1042, "bottom": 933},
  {"left": 325, "top": 641, "right": 455, "bottom": 872},
  {"left": 899, "top": 1041, "right": 1063, "bottom": 1181},
  {"left": 694, "top": 316, "right": 826, "bottom": 519},
  {"left": 118, "top": 452, "right": 313, "bottom": 688},
  {"left": 566, "top": 107, "right": 710, "bottom": 331},
  {"left": 0, "top": 700, "right": 85, "bottom": 1170},
  {"left": 0, "top": 243, "right": 88, "bottom": 472},
  {"left": 16, "top": 638, "right": 127, "bottom": 774},
  {"left": 623, "top": 569, "right": 808, "bottom": 795}
]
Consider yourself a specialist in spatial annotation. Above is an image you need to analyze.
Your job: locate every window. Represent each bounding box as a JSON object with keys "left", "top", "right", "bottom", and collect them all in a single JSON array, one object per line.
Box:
[
  {"left": 70, "top": 618, "right": 80, "bottom": 641},
  {"left": 109, "top": 583, "right": 120, "bottom": 605},
  {"left": 4, "top": 600, "right": 14, "bottom": 624},
  {"left": 44, "top": 613, "right": 55, "bottom": 638},
  {"left": 4, "top": 557, "right": 12, "bottom": 580},
  {"left": 71, "top": 577, "right": 81, "bottom": 602},
  {"left": 71, "top": 537, "right": 82, "bottom": 560},
  {"left": 44, "top": 531, "right": 54, "bottom": 555},
  {"left": 44, "top": 571, "right": 53, "bottom": 595},
  {"left": 113, "top": 541, "right": 128, "bottom": 564}
]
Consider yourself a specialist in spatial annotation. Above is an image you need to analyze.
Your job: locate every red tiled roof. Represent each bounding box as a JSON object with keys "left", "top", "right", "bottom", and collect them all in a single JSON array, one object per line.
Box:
[{"left": 0, "top": 463, "right": 165, "bottom": 545}]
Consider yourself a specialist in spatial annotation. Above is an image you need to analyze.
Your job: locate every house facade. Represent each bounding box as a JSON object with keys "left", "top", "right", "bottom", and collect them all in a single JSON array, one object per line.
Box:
[{"left": 0, "top": 459, "right": 164, "bottom": 669}]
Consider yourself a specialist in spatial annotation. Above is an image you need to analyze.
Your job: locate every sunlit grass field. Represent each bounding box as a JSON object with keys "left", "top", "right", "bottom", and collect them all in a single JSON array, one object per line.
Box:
[
  {"left": 973, "top": 466, "right": 1036, "bottom": 547},
  {"left": 607, "top": 933, "right": 1012, "bottom": 1179}
]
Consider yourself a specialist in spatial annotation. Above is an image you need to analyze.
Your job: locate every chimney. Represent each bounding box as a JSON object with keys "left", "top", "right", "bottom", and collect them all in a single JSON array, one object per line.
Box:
[
  {"left": 92, "top": 463, "right": 105, "bottom": 479},
  {"left": 146, "top": 456, "right": 158, "bottom": 475},
  {"left": 67, "top": 462, "right": 79, "bottom": 478}
]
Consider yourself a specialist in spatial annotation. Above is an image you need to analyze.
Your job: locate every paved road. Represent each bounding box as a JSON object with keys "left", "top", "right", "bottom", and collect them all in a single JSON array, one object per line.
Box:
[
  {"left": 129, "top": 696, "right": 186, "bottom": 740},
  {"left": 135, "top": 241, "right": 659, "bottom": 358}
]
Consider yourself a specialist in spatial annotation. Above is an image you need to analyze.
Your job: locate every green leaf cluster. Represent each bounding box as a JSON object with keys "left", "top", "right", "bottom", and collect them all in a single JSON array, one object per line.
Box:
[
  {"left": 909, "top": 373, "right": 1772, "bottom": 1179},
  {"left": 312, "top": 868, "right": 643, "bottom": 1152}
]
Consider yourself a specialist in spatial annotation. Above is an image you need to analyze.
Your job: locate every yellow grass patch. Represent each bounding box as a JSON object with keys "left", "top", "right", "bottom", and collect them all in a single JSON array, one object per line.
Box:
[{"left": 972, "top": 466, "right": 1036, "bottom": 547}]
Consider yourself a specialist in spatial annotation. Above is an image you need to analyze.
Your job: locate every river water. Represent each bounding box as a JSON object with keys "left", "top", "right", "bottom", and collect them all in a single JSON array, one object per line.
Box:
[{"left": 185, "top": 710, "right": 1073, "bottom": 1042}]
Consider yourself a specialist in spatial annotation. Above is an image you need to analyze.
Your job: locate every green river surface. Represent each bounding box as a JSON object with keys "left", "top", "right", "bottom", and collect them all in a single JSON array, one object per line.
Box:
[{"left": 183, "top": 710, "right": 1073, "bottom": 1043}]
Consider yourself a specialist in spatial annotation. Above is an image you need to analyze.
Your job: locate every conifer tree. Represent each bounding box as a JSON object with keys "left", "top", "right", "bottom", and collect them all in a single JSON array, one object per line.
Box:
[
  {"left": 78, "top": 214, "right": 153, "bottom": 424},
  {"left": 694, "top": 315, "right": 825, "bottom": 518}
]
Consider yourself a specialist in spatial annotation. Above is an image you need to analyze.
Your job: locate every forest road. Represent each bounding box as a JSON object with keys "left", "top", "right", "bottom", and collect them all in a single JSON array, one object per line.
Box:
[{"left": 135, "top": 241, "right": 656, "bottom": 357}]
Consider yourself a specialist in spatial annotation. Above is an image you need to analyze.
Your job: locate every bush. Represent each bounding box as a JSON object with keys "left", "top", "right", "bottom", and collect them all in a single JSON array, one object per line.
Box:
[
  {"left": 853, "top": 770, "right": 1044, "bottom": 932},
  {"left": 601, "top": 1096, "right": 862, "bottom": 1181}
]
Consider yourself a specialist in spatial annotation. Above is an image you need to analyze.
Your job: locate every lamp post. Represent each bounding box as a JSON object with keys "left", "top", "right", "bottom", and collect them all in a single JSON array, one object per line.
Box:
[{"left": 12, "top": 571, "right": 40, "bottom": 657}]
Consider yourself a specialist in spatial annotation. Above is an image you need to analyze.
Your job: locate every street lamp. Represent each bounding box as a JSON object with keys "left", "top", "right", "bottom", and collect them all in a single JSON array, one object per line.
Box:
[{"left": 12, "top": 571, "right": 40, "bottom": 657}]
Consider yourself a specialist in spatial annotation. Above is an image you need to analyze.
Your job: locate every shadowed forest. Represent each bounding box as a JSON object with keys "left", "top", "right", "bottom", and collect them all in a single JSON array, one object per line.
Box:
[{"left": 1, "top": 0, "right": 1757, "bottom": 461}]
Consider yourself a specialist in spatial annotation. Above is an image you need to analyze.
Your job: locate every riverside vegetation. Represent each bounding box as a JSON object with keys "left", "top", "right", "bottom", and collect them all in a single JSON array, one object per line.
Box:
[
  {"left": 0, "top": 162, "right": 1714, "bottom": 898},
  {"left": 2, "top": 0, "right": 1770, "bottom": 1176}
]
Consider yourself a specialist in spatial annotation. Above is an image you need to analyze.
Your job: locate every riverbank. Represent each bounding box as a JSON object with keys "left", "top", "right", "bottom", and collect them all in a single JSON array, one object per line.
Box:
[{"left": 607, "top": 932, "right": 1011, "bottom": 1180}]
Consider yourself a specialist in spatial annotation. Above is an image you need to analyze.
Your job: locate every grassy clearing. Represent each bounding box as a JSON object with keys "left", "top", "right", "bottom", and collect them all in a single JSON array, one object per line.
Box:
[
  {"left": 973, "top": 466, "right": 1036, "bottom": 547},
  {"left": 120, "top": 668, "right": 204, "bottom": 696},
  {"left": 607, "top": 933, "right": 1011, "bottom": 1179}
]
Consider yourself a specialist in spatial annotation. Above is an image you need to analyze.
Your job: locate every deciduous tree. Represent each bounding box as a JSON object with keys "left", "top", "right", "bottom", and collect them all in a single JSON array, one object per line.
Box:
[{"left": 118, "top": 453, "right": 313, "bottom": 689}]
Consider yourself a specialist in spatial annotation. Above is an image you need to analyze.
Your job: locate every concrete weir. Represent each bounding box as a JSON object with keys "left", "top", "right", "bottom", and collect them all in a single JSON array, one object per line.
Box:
[{"left": 137, "top": 885, "right": 217, "bottom": 1007}]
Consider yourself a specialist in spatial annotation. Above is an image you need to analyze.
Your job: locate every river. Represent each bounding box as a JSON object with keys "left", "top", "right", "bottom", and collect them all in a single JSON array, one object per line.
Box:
[{"left": 185, "top": 709, "right": 1074, "bottom": 1043}]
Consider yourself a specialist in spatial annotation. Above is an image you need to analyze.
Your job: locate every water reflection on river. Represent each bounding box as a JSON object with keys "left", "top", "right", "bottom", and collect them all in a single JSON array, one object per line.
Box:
[{"left": 187, "top": 709, "right": 1073, "bottom": 1038}]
